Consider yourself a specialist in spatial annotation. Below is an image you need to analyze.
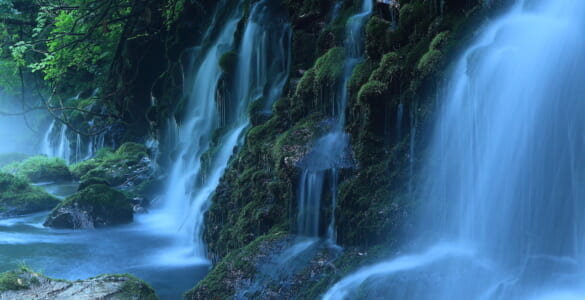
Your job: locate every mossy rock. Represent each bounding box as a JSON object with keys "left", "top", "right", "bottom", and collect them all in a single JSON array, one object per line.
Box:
[
  {"left": 292, "top": 47, "right": 345, "bottom": 117},
  {"left": 0, "top": 268, "right": 32, "bottom": 292},
  {"left": 0, "top": 268, "right": 158, "bottom": 299},
  {"left": 0, "top": 172, "right": 60, "bottom": 217},
  {"left": 44, "top": 184, "right": 133, "bottom": 229},
  {"left": 2, "top": 156, "right": 72, "bottom": 183},
  {"left": 70, "top": 159, "right": 101, "bottom": 179},
  {"left": 365, "top": 16, "right": 392, "bottom": 60},
  {"left": 70, "top": 143, "right": 152, "bottom": 190},
  {"left": 78, "top": 177, "right": 111, "bottom": 191},
  {"left": 115, "top": 142, "right": 148, "bottom": 163}
]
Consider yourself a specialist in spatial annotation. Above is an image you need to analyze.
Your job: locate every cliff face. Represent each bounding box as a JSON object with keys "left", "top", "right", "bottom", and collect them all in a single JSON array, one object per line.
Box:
[{"left": 180, "top": 0, "right": 508, "bottom": 298}]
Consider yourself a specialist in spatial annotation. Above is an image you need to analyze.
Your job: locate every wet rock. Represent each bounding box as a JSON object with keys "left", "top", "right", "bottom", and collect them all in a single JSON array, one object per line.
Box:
[
  {"left": 0, "top": 172, "right": 60, "bottom": 217},
  {"left": 0, "top": 268, "right": 158, "bottom": 300},
  {"left": 44, "top": 184, "right": 133, "bottom": 229}
]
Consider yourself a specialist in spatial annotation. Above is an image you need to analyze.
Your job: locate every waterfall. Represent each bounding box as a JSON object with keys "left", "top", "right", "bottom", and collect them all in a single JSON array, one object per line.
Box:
[
  {"left": 41, "top": 120, "right": 71, "bottom": 163},
  {"left": 235, "top": 0, "right": 291, "bottom": 116},
  {"left": 157, "top": 0, "right": 291, "bottom": 262},
  {"left": 75, "top": 134, "right": 81, "bottom": 163},
  {"left": 296, "top": 0, "right": 373, "bottom": 241},
  {"left": 323, "top": 1, "right": 585, "bottom": 299}
]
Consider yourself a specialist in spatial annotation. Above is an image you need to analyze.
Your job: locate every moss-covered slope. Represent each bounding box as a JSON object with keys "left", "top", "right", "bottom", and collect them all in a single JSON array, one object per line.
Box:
[{"left": 192, "top": 0, "right": 506, "bottom": 298}]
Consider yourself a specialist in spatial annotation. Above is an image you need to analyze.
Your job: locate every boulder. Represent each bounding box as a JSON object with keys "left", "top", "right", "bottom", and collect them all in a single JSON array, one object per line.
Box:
[
  {"left": 0, "top": 172, "right": 60, "bottom": 217},
  {"left": 44, "top": 184, "right": 133, "bottom": 229},
  {"left": 0, "top": 268, "right": 158, "bottom": 300}
]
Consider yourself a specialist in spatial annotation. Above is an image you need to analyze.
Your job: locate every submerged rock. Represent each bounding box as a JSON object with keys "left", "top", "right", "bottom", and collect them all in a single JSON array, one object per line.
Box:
[
  {"left": 0, "top": 268, "right": 158, "bottom": 300},
  {"left": 0, "top": 172, "right": 60, "bottom": 217},
  {"left": 44, "top": 184, "right": 133, "bottom": 229}
]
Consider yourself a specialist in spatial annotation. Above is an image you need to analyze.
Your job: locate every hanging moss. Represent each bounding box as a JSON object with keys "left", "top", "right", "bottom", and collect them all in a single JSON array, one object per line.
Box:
[{"left": 292, "top": 47, "right": 345, "bottom": 119}]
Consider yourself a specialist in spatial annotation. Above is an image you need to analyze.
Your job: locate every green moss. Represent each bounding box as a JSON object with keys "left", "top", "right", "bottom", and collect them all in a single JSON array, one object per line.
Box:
[
  {"left": 70, "top": 159, "right": 101, "bottom": 179},
  {"left": 2, "top": 156, "right": 71, "bottom": 183},
  {"left": 369, "top": 52, "right": 402, "bottom": 83},
  {"left": 0, "top": 269, "right": 31, "bottom": 292},
  {"left": 78, "top": 177, "right": 111, "bottom": 191},
  {"left": 106, "top": 274, "right": 158, "bottom": 300},
  {"left": 417, "top": 49, "right": 442, "bottom": 77},
  {"left": 357, "top": 80, "right": 388, "bottom": 105},
  {"left": 115, "top": 142, "right": 148, "bottom": 162},
  {"left": 186, "top": 232, "right": 287, "bottom": 299},
  {"left": 0, "top": 172, "right": 60, "bottom": 216},
  {"left": 365, "top": 16, "right": 391, "bottom": 59},
  {"left": 430, "top": 31, "right": 451, "bottom": 50},
  {"left": 69, "top": 143, "right": 150, "bottom": 187},
  {"left": 348, "top": 60, "right": 377, "bottom": 99},
  {"left": 292, "top": 47, "right": 345, "bottom": 118},
  {"left": 44, "top": 184, "right": 133, "bottom": 228},
  {"left": 313, "top": 47, "right": 345, "bottom": 90}
]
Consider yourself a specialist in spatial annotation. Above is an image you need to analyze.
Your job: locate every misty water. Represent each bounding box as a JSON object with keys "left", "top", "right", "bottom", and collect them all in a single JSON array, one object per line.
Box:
[{"left": 324, "top": 0, "right": 585, "bottom": 299}]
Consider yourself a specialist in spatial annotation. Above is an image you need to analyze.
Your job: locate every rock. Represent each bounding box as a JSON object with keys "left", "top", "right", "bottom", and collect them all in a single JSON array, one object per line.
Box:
[
  {"left": 1, "top": 156, "right": 71, "bottom": 183},
  {"left": 0, "top": 172, "right": 60, "bottom": 217},
  {"left": 0, "top": 268, "right": 158, "bottom": 300},
  {"left": 44, "top": 184, "right": 133, "bottom": 229}
]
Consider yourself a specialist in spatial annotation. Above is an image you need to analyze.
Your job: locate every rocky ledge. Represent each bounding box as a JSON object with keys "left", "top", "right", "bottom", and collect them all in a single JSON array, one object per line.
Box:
[{"left": 0, "top": 268, "right": 157, "bottom": 300}]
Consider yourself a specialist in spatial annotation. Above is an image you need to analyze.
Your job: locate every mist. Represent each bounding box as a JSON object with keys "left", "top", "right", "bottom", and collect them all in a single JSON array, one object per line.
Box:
[{"left": 0, "top": 92, "right": 48, "bottom": 154}]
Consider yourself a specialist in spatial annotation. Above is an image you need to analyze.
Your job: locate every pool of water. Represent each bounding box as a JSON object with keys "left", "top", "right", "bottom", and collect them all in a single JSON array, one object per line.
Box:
[{"left": 0, "top": 183, "right": 209, "bottom": 299}]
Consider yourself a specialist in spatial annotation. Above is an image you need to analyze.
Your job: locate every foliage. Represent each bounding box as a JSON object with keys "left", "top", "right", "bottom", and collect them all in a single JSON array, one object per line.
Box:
[{"left": 163, "top": 0, "right": 185, "bottom": 30}]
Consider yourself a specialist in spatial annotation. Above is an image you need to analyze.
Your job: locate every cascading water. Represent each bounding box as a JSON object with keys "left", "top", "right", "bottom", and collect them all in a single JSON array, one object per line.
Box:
[
  {"left": 323, "top": 1, "right": 585, "bottom": 299},
  {"left": 296, "top": 0, "right": 372, "bottom": 241},
  {"left": 156, "top": 2, "right": 244, "bottom": 262},
  {"left": 154, "top": 0, "right": 291, "bottom": 263},
  {"left": 234, "top": 0, "right": 291, "bottom": 116},
  {"left": 41, "top": 120, "right": 71, "bottom": 162}
]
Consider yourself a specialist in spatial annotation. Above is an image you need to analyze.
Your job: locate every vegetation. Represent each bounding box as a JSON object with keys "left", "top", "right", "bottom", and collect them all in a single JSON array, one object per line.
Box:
[
  {"left": 0, "top": 172, "right": 60, "bottom": 216},
  {"left": 2, "top": 156, "right": 71, "bottom": 182},
  {"left": 44, "top": 183, "right": 133, "bottom": 228}
]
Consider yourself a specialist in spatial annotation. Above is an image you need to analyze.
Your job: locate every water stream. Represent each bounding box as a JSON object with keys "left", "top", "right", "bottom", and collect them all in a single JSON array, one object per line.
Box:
[
  {"left": 296, "top": 0, "right": 373, "bottom": 242},
  {"left": 148, "top": 0, "right": 291, "bottom": 265},
  {"left": 41, "top": 121, "right": 71, "bottom": 163},
  {"left": 323, "top": 0, "right": 585, "bottom": 299}
]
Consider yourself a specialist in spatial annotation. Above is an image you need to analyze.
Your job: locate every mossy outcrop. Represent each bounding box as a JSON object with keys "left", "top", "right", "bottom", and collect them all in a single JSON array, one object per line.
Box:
[
  {"left": 0, "top": 268, "right": 157, "bottom": 300},
  {"left": 196, "top": 0, "right": 502, "bottom": 298},
  {"left": 0, "top": 172, "right": 60, "bottom": 217},
  {"left": 70, "top": 143, "right": 153, "bottom": 198},
  {"left": 2, "top": 156, "right": 71, "bottom": 183},
  {"left": 44, "top": 184, "right": 133, "bottom": 229}
]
